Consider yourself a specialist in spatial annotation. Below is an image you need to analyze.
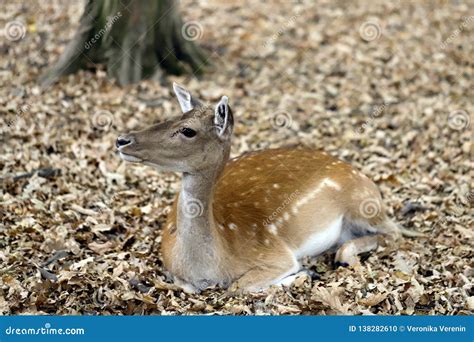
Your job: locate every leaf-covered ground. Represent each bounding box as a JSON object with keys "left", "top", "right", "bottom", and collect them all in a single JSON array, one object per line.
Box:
[{"left": 1, "top": 0, "right": 472, "bottom": 315}]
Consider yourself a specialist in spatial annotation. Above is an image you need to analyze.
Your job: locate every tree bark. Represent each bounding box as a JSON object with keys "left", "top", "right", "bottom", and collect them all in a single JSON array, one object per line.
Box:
[{"left": 40, "top": 0, "right": 208, "bottom": 87}]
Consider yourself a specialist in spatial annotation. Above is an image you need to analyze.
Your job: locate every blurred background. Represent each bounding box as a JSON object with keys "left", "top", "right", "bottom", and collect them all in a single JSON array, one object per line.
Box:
[{"left": 0, "top": 0, "right": 472, "bottom": 315}]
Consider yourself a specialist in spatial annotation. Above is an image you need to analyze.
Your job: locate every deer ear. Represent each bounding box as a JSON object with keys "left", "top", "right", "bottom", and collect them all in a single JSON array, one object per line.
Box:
[
  {"left": 214, "top": 96, "right": 233, "bottom": 138},
  {"left": 173, "top": 82, "right": 194, "bottom": 113}
]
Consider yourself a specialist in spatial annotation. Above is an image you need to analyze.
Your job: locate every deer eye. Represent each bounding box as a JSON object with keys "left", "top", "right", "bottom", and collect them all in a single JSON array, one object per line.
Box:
[{"left": 180, "top": 127, "right": 196, "bottom": 138}]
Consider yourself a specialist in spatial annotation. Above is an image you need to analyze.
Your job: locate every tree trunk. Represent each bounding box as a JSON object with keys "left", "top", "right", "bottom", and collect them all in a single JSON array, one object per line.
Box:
[{"left": 40, "top": 0, "right": 208, "bottom": 86}]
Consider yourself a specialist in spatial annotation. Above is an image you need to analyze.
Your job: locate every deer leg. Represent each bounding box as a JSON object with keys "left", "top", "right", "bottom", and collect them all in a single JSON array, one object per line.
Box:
[
  {"left": 173, "top": 277, "right": 199, "bottom": 294},
  {"left": 272, "top": 270, "right": 316, "bottom": 286},
  {"left": 334, "top": 235, "right": 380, "bottom": 267},
  {"left": 229, "top": 248, "right": 299, "bottom": 293}
]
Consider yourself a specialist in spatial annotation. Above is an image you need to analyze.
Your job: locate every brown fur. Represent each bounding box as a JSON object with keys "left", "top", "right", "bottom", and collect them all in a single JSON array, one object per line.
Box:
[{"left": 161, "top": 147, "right": 389, "bottom": 290}]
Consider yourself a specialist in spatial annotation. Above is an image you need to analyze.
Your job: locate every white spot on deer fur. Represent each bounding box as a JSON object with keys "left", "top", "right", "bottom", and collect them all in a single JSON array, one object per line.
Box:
[
  {"left": 292, "top": 177, "right": 334, "bottom": 213},
  {"left": 283, "top": 212, "right": 290, "bottom": 221},
  {"left": 251, "top": 223, "right": 258, "bottom": 229},
  {"left": 264, "top": 239, "right": 270, "bottom": 245},
  {"left": 293, "top": 215, "right": 343, "bottom": 259},
  {"left": 322, "top": 178, "right": 341, "bottom": 191},
  {"left": 267, "top": 224, "right": 278, "bottom": 235},
  {"left": 273, "top": 183, "right": 280, "bottom": 189},
  {"left": 218, "top": 224, "right": 225, "bottom": 230},
  {"left": 351, "top": 170, "right": 357, "bottom": 175},
  {"left": 228, "top": 223, "right": 237, "bottom": 230}
]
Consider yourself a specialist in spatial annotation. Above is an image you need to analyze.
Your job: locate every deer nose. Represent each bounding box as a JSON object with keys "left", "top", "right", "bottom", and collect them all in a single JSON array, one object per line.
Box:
[{"left": 116, "top": 136, "right": 133, "bottom": 148}]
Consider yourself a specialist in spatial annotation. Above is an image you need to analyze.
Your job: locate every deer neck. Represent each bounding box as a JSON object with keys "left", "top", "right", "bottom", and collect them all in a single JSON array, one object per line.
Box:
[
  {"left": 173, "top": 168, "right": 224, "bottom": 287},
  {"left": 177, "top": 170, "right": 218, "bottom": 236},
  {"left": 173, "top": 149, "right": 230, "bottom": 287},
  {"left": 176, "top": 149, "right": 229, "bottom": 238}
]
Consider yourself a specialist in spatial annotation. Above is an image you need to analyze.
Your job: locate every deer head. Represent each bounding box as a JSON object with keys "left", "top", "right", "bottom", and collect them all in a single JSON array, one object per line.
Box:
[{"left": 116, "top": 83, "right": 233, "bottom": 173}]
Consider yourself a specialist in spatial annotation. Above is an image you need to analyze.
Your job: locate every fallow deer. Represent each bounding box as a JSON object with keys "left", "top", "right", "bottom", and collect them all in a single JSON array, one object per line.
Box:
[{"left": 116, "top": 83, "right": 406, "bottom": 293}]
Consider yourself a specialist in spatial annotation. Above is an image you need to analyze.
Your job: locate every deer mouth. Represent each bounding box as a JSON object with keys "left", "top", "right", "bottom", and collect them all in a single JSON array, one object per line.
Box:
[
  {"left": 116, "top": 135, "right": 144, "bottom": 162},
  {"left": 118, "top": 151, "right": 143, "bottom": 163}
]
